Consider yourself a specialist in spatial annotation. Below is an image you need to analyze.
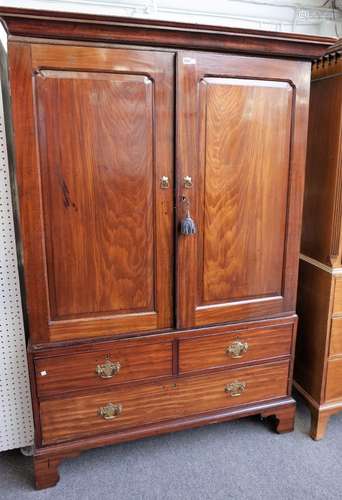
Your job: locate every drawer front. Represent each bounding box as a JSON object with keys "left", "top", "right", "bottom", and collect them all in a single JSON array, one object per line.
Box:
[
  {"left": 333, "top": 279, "right": 342, "bottom": 314},
  {"left": 179, "top": 324, "right": 293, "bottom": 374},
  {"left": 330, "top": 319, "right": 342, "bottom": 355},
  {"left": 326, "top": 358, "right": 342, "bottom": 402},
  {"left": 35, "top": 340, "right": 172, "bottom": 397},
  {"left": 40, "top": 361, "right": 289, "bottom": 444}
]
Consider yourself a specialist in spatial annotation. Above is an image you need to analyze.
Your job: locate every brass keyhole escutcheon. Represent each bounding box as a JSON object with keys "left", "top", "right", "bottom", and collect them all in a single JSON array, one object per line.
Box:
[
  {"left": 224, "top": 381, "right": 246, "bottom": 397},
  {"left": 160, "top": 176, "right": 169, "bottom": 189},
  {"left": 225, "top": 340, "right": 249, "bottom": 359},
  {"left": 183, "top": 175, "right": 193, "bottom": 188},
  {"left": 96, "top": 359, "right": 121, "bottom": 379},
  {"left": 98, "top": 403, "right": 122, "bottom": 420}
]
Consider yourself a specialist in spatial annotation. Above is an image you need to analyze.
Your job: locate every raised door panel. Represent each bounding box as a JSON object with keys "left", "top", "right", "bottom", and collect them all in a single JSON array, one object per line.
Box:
[
  {"left": 177, "top": 52, "right": 310, "bottom": 328},
  {"left": 9, "top": 43, "right": 174, "bottom": 342}
]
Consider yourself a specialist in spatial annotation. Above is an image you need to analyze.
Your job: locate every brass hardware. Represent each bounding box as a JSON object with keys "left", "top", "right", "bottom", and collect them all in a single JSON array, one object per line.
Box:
[
  {"left": 224, "top": 381, "right": 246, "bottom": 397},
  {"left": 183, "top": 176, "right": 193, "bottom": 189},
  {"left": 98, "top": 403, "right": 122, "bottom": 420},
  {"left": 160, "top": 176, "right": 169, "bottom": 189},
  {"left": 96, "top": 359, "right": 121, "bottom": 379},
  {"left": 225, "top": 340, "right": 249, "bottom": 359}
]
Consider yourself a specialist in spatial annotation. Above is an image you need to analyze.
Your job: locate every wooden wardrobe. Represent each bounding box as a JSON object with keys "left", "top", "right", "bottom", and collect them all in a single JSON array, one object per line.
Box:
[
  {"left": 295, "top": 40, "right": 342, "bottom": 440},
  {"left": 0, "top": 7, "right": 332, "bottom": 489}
]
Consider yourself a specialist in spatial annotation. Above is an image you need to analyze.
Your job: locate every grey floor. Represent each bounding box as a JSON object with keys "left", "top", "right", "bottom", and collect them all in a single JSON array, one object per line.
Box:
[{"left": 1, "top": 397, "right": 342, "bottom": 500}]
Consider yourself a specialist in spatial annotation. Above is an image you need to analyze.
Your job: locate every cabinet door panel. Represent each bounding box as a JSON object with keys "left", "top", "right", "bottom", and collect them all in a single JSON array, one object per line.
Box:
[
  {"left": 10, "top": 44, "right": 174, "bottom": 342},
  {"left": 37, "top": 71, "right": 155, "bottom": 319},
  {"left": 177, "top": 52, "right": 310, "bottom": 328}
]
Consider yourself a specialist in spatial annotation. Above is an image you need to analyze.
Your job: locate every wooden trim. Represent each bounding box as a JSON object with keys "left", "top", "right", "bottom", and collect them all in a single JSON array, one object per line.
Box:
[
  {"left": 0, "top": 7, "right": 334, "bottom": 60},
  {"left": 300, "top": 253, "right": 342, "bottom": 275},
  {"left": 29, "top": 315, "right": 297, "bottom": 353},
  {"left": 34, "top": 396, "right": 295, "bottom": 459}
]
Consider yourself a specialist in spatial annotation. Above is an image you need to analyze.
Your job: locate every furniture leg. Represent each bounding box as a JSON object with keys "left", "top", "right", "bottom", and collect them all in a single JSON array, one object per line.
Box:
[
  {"left": 34, "top": 456, "right": 61, "bottom": 490},
  {"left": 310, "top": 408, "right": 331, "bottom": 441}
]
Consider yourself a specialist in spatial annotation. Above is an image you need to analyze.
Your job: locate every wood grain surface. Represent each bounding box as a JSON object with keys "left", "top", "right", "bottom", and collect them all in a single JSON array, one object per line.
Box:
[
  {"left": 10, "top": 43, "right": 174, "bottom": 342},
  {"left": 300, "top": 74, "right": 342, "bottom": 266},
  {"left": 179, "top": 323, "right": 293, "bottom": 374},
  {"left": 295, "top": 260, "right": 333, "bottom": 403},
  {"left": 40, "top": 360, "right": 290, "bottom": 444},
  {"left": 326, "top": 358, "right": 342, "bottom": 401},
  {"left": 333, "top": 279, "right": 342, "bottom": 313},
  {"left": 0, "top": 7, "right": 334, "bottom": 59},
  {"left": 330, "top": 318, "right": 342, "bottom": 356},
  {"left": 176, "top": 51, "right": 311, "bottom": 328},
  {"left": 199, "top": 77, "right": 291, "bottom": 305},
  {"left": 35, "top": 340, "right": 173, "bottom": 398}
]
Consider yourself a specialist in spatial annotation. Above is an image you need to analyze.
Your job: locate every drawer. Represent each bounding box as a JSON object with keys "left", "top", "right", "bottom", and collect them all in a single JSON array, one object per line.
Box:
[
  {"left": 40, "top": 361, "right": 289, "bottom": 444},
  {"left": 35, "top": 339, "right": 172, "bottom": 397},
  {"left": 330, "top": 318, "right": 342, "bottom": 355},
  {"left": 178, "top": 324, "right": 293, "bottom": 374},
  {"left": 326, "top": 358, "right": 342, "bottom": 402},
  {"left": 333, "top": 279, "right": 342, "bottom": 314}
]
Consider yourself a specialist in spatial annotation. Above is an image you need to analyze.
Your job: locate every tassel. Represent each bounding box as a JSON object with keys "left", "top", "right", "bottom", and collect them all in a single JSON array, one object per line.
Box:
[{"left": 181, "top": 209, "right": 197, "bottom": 235}]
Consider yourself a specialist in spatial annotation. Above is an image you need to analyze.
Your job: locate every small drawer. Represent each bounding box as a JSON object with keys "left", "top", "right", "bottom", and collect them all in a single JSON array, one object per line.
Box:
[
  {"left": 35, "top": 339, "right": 172, "bottom": 397},
  {"left": 330, "top": 318, "right": 342, "bottom": 355},
  {"left": 178, "top": 324, "right": 293, "bottom": 374},
  {"left": 40, "top": 360, "right": 289, "bottom": 444},
  {"left": 326, "top": 358, "right": 342, "bottom": 402},
  {"left": 333, "top": 279, "right": 342, "bottom": 314}
]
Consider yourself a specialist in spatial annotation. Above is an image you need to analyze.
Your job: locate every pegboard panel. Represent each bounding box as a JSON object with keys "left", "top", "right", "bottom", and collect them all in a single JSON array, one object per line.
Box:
[{"left": 0, "top": 80, "right": 34, "bottom": 451}]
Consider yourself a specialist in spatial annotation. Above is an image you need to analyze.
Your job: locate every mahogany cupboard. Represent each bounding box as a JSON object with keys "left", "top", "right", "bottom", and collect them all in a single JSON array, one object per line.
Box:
[
  {"left": 0, "top": 7, "right": 333, "bottom": 489},
  {"left": 295, "top": 40, "right": 342, "bottom": 440}
]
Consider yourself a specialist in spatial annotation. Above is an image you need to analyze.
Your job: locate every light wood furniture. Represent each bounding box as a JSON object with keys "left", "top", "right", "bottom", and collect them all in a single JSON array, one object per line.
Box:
[
  {"left": 0, "top": 7, "right": 333, "bottom": 489},
  {"left": 295, "top": 40, "right": 342, "bottom": 440}
]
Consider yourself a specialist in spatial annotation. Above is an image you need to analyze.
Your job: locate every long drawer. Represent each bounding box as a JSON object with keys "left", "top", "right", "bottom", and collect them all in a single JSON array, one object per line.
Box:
[
  {"left": 35, "top": 339, "right": 173, "bottom": 397},
  {"left": 179, "top": 323, "right": 293, "bottom": 374},
  {"left": 40, "top": 360, "right": 290, "bottom": 444}
]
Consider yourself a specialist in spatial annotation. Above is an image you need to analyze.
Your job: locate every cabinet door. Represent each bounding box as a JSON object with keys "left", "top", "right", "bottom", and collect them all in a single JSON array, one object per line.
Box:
[
  {"left": 9, "top": 43, "right": 174, "bottom": 342},
  {"left": 176, "top": 51, "right": 310, "bottom": 328}
]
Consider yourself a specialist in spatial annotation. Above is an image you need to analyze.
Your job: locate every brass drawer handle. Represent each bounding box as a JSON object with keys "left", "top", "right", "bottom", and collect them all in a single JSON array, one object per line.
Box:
[
  {"left": 225, "top": 340, "right": 248, "bottom": 359},
  {"left": 224, "top": 381, "right": 246, "bottom": 397},
  {"left": 96, "top": 359, "right": 121, "bottom": 379},
  {"left": 98, "top": 403, "right": 122, "bottom": 420}
]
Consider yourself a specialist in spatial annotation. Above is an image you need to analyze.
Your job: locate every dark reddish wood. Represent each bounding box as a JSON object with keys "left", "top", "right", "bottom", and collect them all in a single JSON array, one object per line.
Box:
[
  {"left": 261, "top": 402, "right": 296, "bottom": 433},
  {"left": 29, "top": 314, "right": 297, "bottom": 353},
  {"left": 179, "top": 323, "right": 293, "bottom": 374},
  {"left": 33, "top": 396, "right": 295, "bottom": 488},
  {"left": 40, "top": 361, "right": 289, "bottom": 444},
  {"left": 7, "top": 43, "right": 49, "bottom": 345},
  {"left": 34, "top": 456, "right": 61, "bottom": 490},
  {"left": 176, "top": 51, "right": 311, "bottom": 328},
  {"left": 9, "top": 42, "right": 174, "bottom": 343},
  {"left": 0, "top": 7, "right": 334, "bottom": 59},
  {"left": 35, "top": 340, "right": 173, "bottom": 398},
  {"left": 34, "top": 451, "right": 80, "bottom": 490},
  {"left": 295, "top": 42, "right": 342, "bottom": 439},
  {"left": 2, "top": 9, "right": 321, "bottom": 489}
]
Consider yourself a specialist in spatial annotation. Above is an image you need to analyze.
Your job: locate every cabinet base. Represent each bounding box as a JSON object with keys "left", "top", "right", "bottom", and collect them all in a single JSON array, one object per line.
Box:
[
  {"left": 294, "top": 381, "right": 342, "bottom": 440},
  {"left": 33, "top": 397, "right": 295, "bottom": 490}
]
